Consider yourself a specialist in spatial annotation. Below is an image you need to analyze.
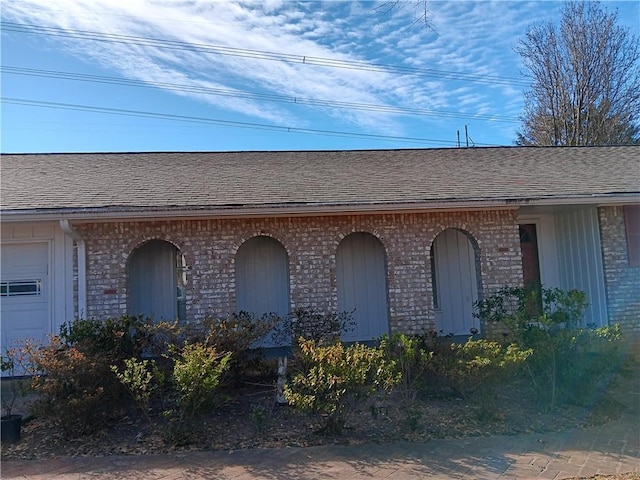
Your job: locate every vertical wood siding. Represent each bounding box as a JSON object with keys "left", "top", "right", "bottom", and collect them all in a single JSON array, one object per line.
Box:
[
  {"left": 554, "top": 208, "right": 607, "bottom": 326},
  {"left": 128, "top": 240, "right": 178, "bottom": 321},
  {"left": 336, "top": 232, "right": 389, "bottom": 342},
  {"left": 235, "top": 236, "right": 290, "bottom": 318},
  {"left": 433, "top": 229, "right": 479, "bottom": 336}
]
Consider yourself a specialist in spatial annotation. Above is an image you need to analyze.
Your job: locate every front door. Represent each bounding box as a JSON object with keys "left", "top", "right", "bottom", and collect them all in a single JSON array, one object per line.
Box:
[{"left": 519, "top": 224, "right": 541, "bottom": 289}]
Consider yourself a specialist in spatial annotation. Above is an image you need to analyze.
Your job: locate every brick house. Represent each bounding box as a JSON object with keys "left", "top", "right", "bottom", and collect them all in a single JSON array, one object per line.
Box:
[{"left": 1, "top": 146, "right": 639, "bottom": 350}]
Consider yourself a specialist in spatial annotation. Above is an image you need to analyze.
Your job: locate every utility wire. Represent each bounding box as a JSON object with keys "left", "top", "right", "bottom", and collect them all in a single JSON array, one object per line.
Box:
[
  {"left": 1, "top": 22, "right": 529, "bottom": 87},
  {"left": 2, "top": 97, "right": 499, "bottom": 146},
  {"left": 0, "top": 66, "right": 519, "bottom": 123}
]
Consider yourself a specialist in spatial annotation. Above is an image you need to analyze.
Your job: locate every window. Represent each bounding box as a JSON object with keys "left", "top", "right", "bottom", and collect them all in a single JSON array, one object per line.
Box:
[
  {"left": 0, "top": 280, "right": 42, "bottom": 297},
  {"left": 624, "top": 205, "right": 640, "bottom": 267}
]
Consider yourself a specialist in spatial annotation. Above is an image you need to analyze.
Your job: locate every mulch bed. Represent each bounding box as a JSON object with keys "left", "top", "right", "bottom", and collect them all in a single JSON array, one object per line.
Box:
[{"left": 2, "top": 372, "right": 631, "bottom": 461}]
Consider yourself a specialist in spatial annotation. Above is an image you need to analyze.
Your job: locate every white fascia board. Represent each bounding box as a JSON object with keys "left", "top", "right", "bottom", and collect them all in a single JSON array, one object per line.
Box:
[{"left": 1, "top": 194, "right": 638, "bottom": 223}]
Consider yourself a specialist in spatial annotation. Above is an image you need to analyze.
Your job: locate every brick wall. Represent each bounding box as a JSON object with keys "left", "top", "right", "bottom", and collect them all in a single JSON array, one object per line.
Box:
[
  {"left": 73, "top": 209, "right": 523, "bottom": 335},
  {"left": 598, "top": 206, "right": 640, "bottom": 334}
]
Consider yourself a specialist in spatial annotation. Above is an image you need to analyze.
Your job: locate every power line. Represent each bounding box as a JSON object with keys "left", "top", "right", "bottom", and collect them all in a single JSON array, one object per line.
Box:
[
  {"left": 0, "top": 66, "right": 519, "bottom": 123},
  {"left": 1, "top": 21, "right": 529, "bottom": 87},
  {"left": 1, "top": 97, "right": 499, "bottom": 146}
]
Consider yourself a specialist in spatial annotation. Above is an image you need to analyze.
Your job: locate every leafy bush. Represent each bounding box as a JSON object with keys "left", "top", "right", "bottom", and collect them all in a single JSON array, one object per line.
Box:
[
  {"left": 170, "top": 343, "right": 231, "bottom": 418},
  {"left": 24, "top": 337, "right": 123, "bottom": 435},
  {"left": 163, "top": 343, "right": 231, "bottom": 443},
  {"left": 475, "top": 286, "right": 587, "bottom": 340},
  {"left": 111, "top": 357, "right": 165, "bottom": 422},
  {"left": 379, "top": 333, "right": 432, "bottom": 429},
  {"left": 475, "top": 286, "right": 623, "bottom": 409},
  {"left": 188, "top": 311, "right": 282, "bottom": 379},
  {"left": 523, "top": 324, "right": 622, "bottom": 407},
  {"left": 286, "top": 309, "right": 355, "bottom": 345},
  {"left": 284, "top": 338, "right": 399, "bottom": 435},
  {"left": 24, "top": 316, "right": 172, "bottom": 436},
  {"left": 59, "top": 315, "right": 148, "bottom": 358},
  {"left": 430, "top": 338, "right": 532, "bottom": 400},
  {"left": 380, "top": 333, "right": 432, "bottom": 401}
]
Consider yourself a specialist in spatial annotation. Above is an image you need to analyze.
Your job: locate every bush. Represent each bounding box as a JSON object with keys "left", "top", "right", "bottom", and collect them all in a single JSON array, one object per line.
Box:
[
  {"left": 523, "top": 324, "right": 622, "bottom": 407},
  {"left": 24, "top": 316, "right": 172, "bottom": 436},
  {"left": 111, "top": 357, "right": 165, "bottom": 422},
  {"left": 284, "top": 338, "right": 399, "bottom": 435},
  {"left": 475, "top": 286, "right": 623, "bottom": 409},
  {"left": 163, "top": 343, "right": 231, "bottom": 443},
  {"left": 430, "top": 338, "right": 532, "bottom": 400},
  {"left": 286, "top": 309, "right": 355, "bottom": 345},
  {"left": 170, "top": 343, "right": 231, "bottom": 418},
  {"left": 379, "top": 333, "right": 432, "bottom": 429},
  {"left": 188, "top": 311, "right": 282, "bottom": 379},
  {"left": 59, "top": 315, "right": 148, "bottom": 359},
  {"left": 25, "top": 337, "right": 123, "bottom": 435}
]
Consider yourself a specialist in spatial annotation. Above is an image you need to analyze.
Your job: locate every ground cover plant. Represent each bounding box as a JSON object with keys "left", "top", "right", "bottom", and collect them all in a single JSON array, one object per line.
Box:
[{"left": 2, "top": 296, "right": 636, "bottom": 460}]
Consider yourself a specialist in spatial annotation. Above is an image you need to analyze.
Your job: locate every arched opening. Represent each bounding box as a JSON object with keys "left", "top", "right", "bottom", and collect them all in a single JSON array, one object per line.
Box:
[
  {"left": 431, "top": 229, "right": 480, "bottom": 336},
  {"left": 336, "top": 232, "right": 390, "bottom": 342},
  {"left": 235, "top": 236, "right": 290, "bottom": 347},
  {"left": 128, "top": 240, "right": 186, "bottom": 322}
]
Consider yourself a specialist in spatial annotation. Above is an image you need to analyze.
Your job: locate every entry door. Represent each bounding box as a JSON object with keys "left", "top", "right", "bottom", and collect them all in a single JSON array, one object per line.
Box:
[
  {"left": 432, "top": 229, "right": 479, "bottom": 336},
  {"left": 519, "top": 224, "right": 542, "bottom": 289},
  {"left": 1, "top": 242, "right": 51, "bottom": 357}
]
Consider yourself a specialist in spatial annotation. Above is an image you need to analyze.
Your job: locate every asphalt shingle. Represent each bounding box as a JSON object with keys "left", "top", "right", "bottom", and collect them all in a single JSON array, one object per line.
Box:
[{"left": 1, "top": 146, "right": 638, "bottom": 215}]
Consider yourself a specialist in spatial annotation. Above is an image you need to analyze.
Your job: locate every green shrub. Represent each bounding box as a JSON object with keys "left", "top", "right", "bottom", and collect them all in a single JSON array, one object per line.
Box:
[
  {"left": 284, "top": 338, "right": 400, "bottom": 435},
  {"left": 162, "top": 343, "right": 231, "bottom": 444},
  {"left": 475, "top": 286, "right": 623, "bottom": 409},
  {"left": 24, "top": 316, "right": 176, "bottom": 436},
  {"left": 287, "top": 309, "right": 355, "bottom": 345},
  {"left": 430, "top": 338, "right": 532, "bottom": 400},
  {"left": 380, "top": 333, "right": 432, "bottom": 401},
  {"left": 59, "top": 315, "right": 148, "bottom": 359},
  {"left": 379, "top": 333, "right": 432, "bottom": 429},
  {"left": 170, "top": 343, "right": 231, "bottom": 418},
  {"left": 188, "top": 312, "right": 282, "bottom": 379},
  {"left": 111, "top": 357, "right": 165, "bottom": 422},
  {"left": 523, "top": 324, "right": 622, "bottom": 407}
]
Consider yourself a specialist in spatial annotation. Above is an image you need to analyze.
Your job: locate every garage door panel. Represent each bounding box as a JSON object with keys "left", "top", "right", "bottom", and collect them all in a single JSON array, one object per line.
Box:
[
  {"left": 1, "top": 242, "right": 51, "bottom": 363},
  {"left": 2, "top": 243, "right": 49, "bottom": 270}
]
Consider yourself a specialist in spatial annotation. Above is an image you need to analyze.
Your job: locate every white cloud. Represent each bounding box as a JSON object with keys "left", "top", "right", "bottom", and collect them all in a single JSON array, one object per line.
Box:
[{"left": 9, "top": 0, "right": 622, "bottom": 142}]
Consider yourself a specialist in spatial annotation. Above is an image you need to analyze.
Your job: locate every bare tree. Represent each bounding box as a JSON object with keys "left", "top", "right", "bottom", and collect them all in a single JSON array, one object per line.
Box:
[{"left": 516, "top": 1, "right": 640, "bottom": 146}]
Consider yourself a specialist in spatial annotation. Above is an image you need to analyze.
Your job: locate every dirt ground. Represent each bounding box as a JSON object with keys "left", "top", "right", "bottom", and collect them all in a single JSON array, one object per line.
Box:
[{"left": 2, "top": 359, "right": 636, "bottom": 462}]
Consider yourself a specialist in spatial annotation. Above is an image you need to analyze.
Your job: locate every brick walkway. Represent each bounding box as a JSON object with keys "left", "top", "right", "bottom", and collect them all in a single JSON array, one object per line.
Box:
[{"left": 2, "top": 411, "right": 639, "bottom": 480}]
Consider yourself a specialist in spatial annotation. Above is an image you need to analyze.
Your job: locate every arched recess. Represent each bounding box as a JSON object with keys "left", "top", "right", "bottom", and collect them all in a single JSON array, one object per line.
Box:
[
  {"left": 235, "top": 235, "right": 290, "bottom": 319},
  {"left": 128, "top": 239, "right": 187, "bottom": 322},
  {"left": 430, "top": 228, "right": 481, "bottom": 336},
  {"left": 336, "top": 232, "right": 390, "bottom": 342}
]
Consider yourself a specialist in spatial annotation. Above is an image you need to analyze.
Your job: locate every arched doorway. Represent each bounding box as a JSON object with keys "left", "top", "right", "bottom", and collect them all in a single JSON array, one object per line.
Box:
[
  {"left": 128, "top": 240, "right": 186, "bottom": 322},
  {"left": 336, "top": 232, "right": 389, "bottom": 342},
  {"left": 431, "top": 229, "right": 480, "bottom": 336}
]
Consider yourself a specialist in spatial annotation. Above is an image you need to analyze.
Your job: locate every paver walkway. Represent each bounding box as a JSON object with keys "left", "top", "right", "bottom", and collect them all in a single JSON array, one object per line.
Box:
[{"left": 2, "top": 411, "right": 639, "bottom": 480}]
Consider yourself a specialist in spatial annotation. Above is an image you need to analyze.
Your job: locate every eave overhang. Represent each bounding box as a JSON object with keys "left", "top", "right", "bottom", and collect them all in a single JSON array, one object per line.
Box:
[{"left": 1, "top": 193, "right": 638, "bottom": 223}]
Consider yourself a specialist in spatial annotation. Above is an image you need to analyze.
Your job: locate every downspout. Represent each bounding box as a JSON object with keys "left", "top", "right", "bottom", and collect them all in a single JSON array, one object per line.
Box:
[{"left": 60, "top": 220, "right": 87, "bottom": 319}]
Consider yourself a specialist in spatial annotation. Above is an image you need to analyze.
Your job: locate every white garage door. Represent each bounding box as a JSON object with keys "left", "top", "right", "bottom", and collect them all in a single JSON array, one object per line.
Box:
[{"left": 1, "top": 242, "right": 51, "bottom": 355}]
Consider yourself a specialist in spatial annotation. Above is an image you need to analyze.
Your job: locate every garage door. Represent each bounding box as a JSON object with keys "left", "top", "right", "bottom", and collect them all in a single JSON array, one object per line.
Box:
[{"left": 1, "top": 242, "right": 51, "bottom": 356}]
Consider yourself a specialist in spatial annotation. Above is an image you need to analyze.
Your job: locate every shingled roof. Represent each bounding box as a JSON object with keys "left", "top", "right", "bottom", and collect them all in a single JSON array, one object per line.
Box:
[{"left": 2, "top": 146, "right": 639, "bottom": 219}]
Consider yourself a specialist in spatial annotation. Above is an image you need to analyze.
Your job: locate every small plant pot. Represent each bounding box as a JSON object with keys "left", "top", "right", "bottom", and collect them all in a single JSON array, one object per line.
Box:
[{"left": 1, "top": 414, "right": 22, "bottom": 444}]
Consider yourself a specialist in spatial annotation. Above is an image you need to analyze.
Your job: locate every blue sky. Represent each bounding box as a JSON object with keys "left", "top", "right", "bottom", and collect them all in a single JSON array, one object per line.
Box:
[{"left": 1, "top": 0, "right": 638, "bottom": 153}]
